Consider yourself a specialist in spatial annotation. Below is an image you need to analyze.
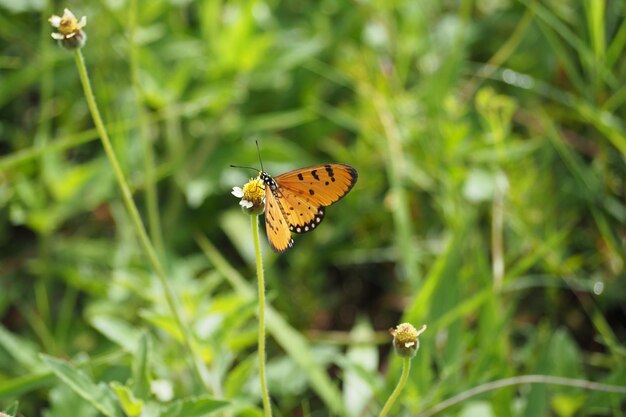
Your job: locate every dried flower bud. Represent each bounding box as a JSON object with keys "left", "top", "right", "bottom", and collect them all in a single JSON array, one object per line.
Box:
[
  {"left": 389, "top": 323, "right": 426, "bottom": 358},
  {"left": 232, "top": 177, "right": 266, "bottom": 215},
  {"left": 49, "top": 8, "right": 87, "bottom": 49}
]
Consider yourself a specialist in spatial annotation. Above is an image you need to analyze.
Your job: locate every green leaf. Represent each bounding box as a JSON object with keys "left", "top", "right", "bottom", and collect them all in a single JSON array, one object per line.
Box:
[
  {"left": 131, "top": 331, "right": 152, "bottom": 401},
  {"left": 551, "top": 393, "right": 586, "bottom": 417},
  {"left": 0, "top": 324, "right": 40, "bottom": 371},
  {"left": 43, "top": 384, "right": 98, "bottom": 417},
  {"left": 160, "top": 395, "right": 229, "bottom": 417},
  {"left": 40, "top": 354, "right": 124, "bottom": 417},
  {"left": 0, "top": 371, "right": 55, "bottom": 399},
  {"left": 140, "top": 311, "right": 182, "bottom": 342},
  {"left": 2, "top": 400, "right": 18, "bottom": 416},
  {"left": 225, "top": 354, "right": 255, "bottom": 399},
  {"left": 110, "top": 382, "right": 144, "bottom": 417},
  {"left": 89, "top": 315, "right": 142, "bottom": 352},
  {"left": 266, "top": 355, "right": 309, "bottom": 397}
]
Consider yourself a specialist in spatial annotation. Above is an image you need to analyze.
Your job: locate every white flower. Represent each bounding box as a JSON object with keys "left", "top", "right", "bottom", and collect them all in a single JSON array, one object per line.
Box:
[{"left": 232, "top": 178, "right": 265, "bottom": 214}]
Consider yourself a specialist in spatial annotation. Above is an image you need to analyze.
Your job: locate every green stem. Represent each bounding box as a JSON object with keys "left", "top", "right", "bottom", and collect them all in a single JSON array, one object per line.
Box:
[
  {"left": 72, "top": 49, "right": 210, "bottom": 392},
  {"left": 251, "top": 215, "right": 272, "bottom": 417},
  {"left": 379, "top": 357, "right": 411, "bottom": 417}
]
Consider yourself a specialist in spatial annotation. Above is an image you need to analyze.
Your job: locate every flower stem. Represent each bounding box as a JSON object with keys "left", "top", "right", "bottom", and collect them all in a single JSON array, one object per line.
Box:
[
  {"left": 379, "top": 357, "right": 411, "bottom": 417},
  {"left": 73, "top": 49, "right": 210, "bottom": 391},
  {"left": 251, "top": 215, "right": 272, "bottom": 417}
]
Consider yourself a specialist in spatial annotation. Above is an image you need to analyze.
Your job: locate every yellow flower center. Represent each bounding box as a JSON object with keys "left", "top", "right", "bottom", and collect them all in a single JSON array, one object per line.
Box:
[
  {"left": 390, "top": 323, "right": 419, "bottom": 345},
  {"left": 242, "top": 177, "right": 265, "bottom": 205},
  {"left": 59, "top": 16, "right": 79, "bottom": 35},
  {"left": 389, "top": 323, "right": 427, "bottom": 355}
]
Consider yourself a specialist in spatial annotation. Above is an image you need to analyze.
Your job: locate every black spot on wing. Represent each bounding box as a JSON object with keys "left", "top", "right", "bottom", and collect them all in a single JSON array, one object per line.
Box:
[
  {"left": 311, "top": 170, "right": 320, "bottom": 181},
  {"left": 291, "top": 207, "right": 325, "bottom": 234},
  {"left": 324, "top": 164, "right": 337, "bottom": 182}
]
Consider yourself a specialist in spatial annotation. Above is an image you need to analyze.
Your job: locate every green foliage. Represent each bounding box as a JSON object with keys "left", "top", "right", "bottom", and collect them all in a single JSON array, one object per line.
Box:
[{"left": 1, "top": 0, "right": 625, "bottom": 416}]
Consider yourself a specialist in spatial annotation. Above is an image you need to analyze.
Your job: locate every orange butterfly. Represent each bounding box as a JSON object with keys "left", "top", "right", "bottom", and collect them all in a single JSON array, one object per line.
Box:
[{"left": 260, "top": 164, "right": 358, "bottom": 252}]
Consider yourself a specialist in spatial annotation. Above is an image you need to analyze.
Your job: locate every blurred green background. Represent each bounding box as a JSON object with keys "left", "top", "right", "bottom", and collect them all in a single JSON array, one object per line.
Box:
[{"left": 1, "top": 0, "right": 625, "bottom": 416}]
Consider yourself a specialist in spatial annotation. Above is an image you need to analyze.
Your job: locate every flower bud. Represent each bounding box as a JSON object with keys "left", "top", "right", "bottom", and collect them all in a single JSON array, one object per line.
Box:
[
  {"left": 49, "top": 8, "right": 87, "bottom": 49},
  {"left": 389, "top": 323, "right": 426, "bottom": 358}
]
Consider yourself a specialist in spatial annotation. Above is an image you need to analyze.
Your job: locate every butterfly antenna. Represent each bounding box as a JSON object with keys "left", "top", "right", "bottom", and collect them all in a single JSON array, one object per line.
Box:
[
  {"left": 255, "top": 140, "right": 264, "bottom": 172},
  {"left": 230, "top": 164, "right": 260, "bottom": 174}
]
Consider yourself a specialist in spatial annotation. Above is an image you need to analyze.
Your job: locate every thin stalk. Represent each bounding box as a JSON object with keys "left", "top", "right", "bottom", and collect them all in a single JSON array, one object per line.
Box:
[
  {"left": 251, "top": 215, "right": 272, "bottom": 417},
  {"left": 417, "top": 374, "right": 626, "bottom": 417},
  {"left": 379, "top": 357, "right": 411, "bottom": 417},
  {"left": 72, "top": 49, "right": 210, "bottom": 392}
]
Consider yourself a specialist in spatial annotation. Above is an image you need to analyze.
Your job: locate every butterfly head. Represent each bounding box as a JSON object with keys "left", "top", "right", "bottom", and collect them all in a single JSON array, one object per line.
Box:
[{"left": 259, "top": 171, "right": 277, "bottom": 192}]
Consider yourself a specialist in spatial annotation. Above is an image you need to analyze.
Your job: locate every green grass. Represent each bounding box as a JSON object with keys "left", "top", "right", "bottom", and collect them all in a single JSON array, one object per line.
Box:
[{"left": 1, "top": 1, "right": 625, "bottom": 416}]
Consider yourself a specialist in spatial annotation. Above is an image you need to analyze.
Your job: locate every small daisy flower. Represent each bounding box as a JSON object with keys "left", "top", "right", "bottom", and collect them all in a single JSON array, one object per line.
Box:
[
  {"left": 49, "top": 8, "right": 87, "bottom": 49},
  {"left": 232, "top": 177, "right": 265, "bottom": 215},
  {"left": 389, "top": 323, "right": 427, "bottom": 358}
]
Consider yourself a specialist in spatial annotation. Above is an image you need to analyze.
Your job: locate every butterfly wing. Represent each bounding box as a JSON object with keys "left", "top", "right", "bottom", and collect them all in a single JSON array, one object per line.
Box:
[
  {"left": 264, "top": 183, "right": 294, "bottom": 252},
  {"left": 274, "top": 164, "right": 358, "bottom": 234},
  {"left": 276, "top": 191, "right": 326, "bottom": 234}
]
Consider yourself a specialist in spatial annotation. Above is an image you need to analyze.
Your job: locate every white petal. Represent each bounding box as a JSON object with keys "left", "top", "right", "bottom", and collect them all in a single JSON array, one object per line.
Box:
[
  {"left": 404, "top": 341, "right": 415, "bottom": 348},
  {"left": 63, "top": 8, "right": 76, "bottom": 19},
  {"left": 49, "top": 15, "right": 62, "bottom": 27},
  {"left": 51, "top": 33, "right": 65, "bottom": 40},
  {"left": 231, "top": 187, "right": 244, "bottom": 198},
  {"left": 78, "top": 16, "right": 87, "bottom": 28},
  {"left": 240, "top": 200, "right": 253, "bottom": 208}
]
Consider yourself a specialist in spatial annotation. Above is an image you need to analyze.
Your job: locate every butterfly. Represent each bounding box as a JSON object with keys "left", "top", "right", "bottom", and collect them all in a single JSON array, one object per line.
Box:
[{"left": 259, "top": 164, "right": 358, "bottom": 252}]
